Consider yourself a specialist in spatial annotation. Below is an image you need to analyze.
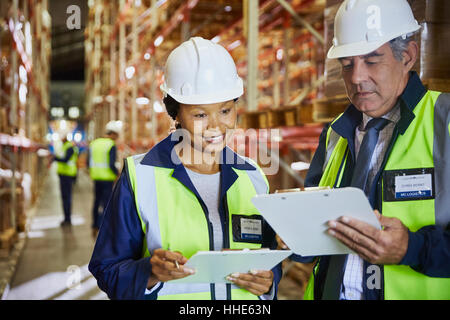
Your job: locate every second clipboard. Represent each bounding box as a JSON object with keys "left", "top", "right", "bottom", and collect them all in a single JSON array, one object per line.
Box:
[{"left": 169, "top": 249, "right": 291, "bottom": 284}]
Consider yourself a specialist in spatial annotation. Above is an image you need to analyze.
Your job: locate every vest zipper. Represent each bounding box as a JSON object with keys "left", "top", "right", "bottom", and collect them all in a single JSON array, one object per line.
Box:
[
  {"left": 196, "top": 196, "right": 216, "bottom": 300},
  {"left": 223, "top": 194, "right": 232, "bottom": 300}
]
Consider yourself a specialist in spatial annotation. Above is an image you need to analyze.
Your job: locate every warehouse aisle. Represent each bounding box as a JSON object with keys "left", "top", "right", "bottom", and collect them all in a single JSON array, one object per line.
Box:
[{"left": 4, "top": 164, "right": 107, "bottom": 300}]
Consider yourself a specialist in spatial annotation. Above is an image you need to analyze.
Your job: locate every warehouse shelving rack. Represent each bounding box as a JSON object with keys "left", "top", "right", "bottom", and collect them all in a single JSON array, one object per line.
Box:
[
  {"left": 0, "top": 0, "right": 51, "bottom": 259},
  {"left": 84, "top": 0, "right": 328, "bottom": 150}
]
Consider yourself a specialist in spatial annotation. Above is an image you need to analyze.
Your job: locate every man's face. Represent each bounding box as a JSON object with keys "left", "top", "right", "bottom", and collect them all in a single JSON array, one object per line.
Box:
[{"left": 339, "top": 43, "right": 409, "bottom": 118}]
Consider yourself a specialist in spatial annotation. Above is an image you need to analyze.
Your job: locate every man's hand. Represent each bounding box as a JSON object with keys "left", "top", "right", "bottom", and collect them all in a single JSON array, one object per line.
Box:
[
  {"left": 147, "top": 249, "right": 195, "bottom": 289},
  {"left": 226, "top": 270, "right": 274, "bottom": 296},
  {"left": 327, "top": 210, "right": 409, "bottom": 265}
]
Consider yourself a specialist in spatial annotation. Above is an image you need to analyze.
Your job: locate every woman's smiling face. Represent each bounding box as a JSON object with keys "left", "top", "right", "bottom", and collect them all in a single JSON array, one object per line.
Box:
[{"left": 176, "top": 100, "right": 237, "bottom": 156}]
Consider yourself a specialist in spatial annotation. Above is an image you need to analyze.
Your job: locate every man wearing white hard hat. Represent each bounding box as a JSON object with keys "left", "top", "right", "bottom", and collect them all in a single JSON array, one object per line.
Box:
[
  {"left": 89, "top": 37, "right": 281, "bottom": 300},
  {"left": 53, "top": 129, "right": 79, "bottom": 227},
  {"left": 300, "top": 0, "right": 450, "bottom": 300},
  {"left": 87, "top": 120, "right": 121, "bottom": 238}
]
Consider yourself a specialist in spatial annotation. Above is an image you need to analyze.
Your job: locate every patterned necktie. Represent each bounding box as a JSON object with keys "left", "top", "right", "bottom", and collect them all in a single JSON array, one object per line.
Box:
[
  {"left": 322, "top": 117, "right": 389, "bottom": 300},
  {"left": 351, "top": 117, "right": 390, "bottom": 193}
]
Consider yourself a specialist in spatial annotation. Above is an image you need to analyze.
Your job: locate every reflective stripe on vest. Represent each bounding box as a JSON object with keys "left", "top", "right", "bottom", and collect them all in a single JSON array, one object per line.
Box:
[
  {"left": 89, "top": 138, "right": 116, "bottom": 181},
  {"left": 126, "top": 153, "right": 268, "bottom": 300},
  {"left": 57, "top": 141, "right": 78, "bottom": 177},
  {"left": 305, "top": 91, "right": 450, "bottom": 300}
]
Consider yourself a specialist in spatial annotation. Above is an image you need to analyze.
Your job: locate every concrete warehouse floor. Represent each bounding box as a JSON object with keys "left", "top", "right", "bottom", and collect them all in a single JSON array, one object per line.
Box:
[{"left": 1, "top": 164, "right": 302, "bottom": 300}]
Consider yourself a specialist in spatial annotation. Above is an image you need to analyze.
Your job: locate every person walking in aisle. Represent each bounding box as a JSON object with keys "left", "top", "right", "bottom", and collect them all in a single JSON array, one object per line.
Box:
[
  {"left": 298, "top": 0, "right": 450, "bottom": 300},
  {"left": 53, "top": 130, "right": 79, "bottom": 227},
  {"left": 88, "top": 121, "right": 121, "bottom": 238},
  {"left": 89, "top": 37, "right": 281, "bottom": 300}
]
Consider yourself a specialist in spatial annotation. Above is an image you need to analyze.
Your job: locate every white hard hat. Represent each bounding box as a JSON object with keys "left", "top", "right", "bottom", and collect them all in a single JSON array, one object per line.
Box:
[
  {"left": 105, "top": 120, "right": 122, "bottom": 134},
  {"left": 160, "top": 37, "right": 243, "bottom": 105},
  {"left": 327, "top": 0, "right": 421, "bottom": 59}
]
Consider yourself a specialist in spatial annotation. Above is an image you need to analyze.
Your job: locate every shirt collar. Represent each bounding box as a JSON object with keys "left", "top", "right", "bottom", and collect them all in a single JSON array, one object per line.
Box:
[
  {"left": 140, "top": 132, "right": 256, "bottom": 171},
  {"left": 332, "top": 71, "right": 426, "bottom": 138},
  {"left": 139, "top": 132, "right": 256, "bottom": 202},
  {"left": 360, "top": 101, "right": 401, "bottom": 131}
]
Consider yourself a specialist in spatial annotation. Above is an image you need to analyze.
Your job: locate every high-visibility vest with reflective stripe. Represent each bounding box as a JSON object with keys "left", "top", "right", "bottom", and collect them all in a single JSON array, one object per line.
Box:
[
  {"left": 304, "top": 91, "right": 450, "bottom": 300},
  {"left": 126, "top": 153, "right": 269, "bottom": 300},
  {"left": 57, "top": 141, "right": 78, "bottom": 177},
  {"left": 89, "top": 138, "right": 117, "bottom": 181}
]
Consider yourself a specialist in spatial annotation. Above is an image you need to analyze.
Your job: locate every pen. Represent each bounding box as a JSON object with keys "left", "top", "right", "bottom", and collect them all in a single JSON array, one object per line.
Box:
[{"left": 168, "top": 246, "right": 180, "bottom": 269}]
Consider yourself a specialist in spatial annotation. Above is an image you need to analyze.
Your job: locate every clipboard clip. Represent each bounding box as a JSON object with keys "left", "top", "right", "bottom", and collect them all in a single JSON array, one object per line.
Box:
[{"left": 275, "top": 186, "right": 331, "bottom": 193}]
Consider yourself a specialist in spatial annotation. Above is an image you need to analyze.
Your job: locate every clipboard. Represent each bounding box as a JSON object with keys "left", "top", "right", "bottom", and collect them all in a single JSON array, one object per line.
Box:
[
  {"left": 251, "top": 187, "right": 381, "bottom": 256},
  {"left": 169, "top": 249, "right": 291, "bottom": 284}
]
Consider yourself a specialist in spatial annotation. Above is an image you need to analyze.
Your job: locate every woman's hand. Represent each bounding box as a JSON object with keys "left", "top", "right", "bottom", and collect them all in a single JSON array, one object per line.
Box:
[
  {"left": 226, "top": 269, "right": 274, "bottom": 296},
  {"left": 147, "top": 249, "right": 195, "bottom": 289}
]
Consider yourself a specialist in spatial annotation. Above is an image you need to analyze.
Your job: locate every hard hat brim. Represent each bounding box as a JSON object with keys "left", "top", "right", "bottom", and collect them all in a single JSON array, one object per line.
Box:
[
  {"left": 160, "top": 82, "right": 243, "bottom": 105},
  {"left": 327, "top": 24, "right": 421, "bottom": 60},
  {"left": 327, "top": 40, "right": 386, "bottom": 59}
]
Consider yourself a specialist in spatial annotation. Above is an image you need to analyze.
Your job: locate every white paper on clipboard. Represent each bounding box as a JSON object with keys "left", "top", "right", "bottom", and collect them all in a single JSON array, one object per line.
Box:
[
  {"left": 169, "top": 249, "right": 291, "bottom": 284},
  {"left": 251, "top": 187, "right": 381, "bottom": 256}
]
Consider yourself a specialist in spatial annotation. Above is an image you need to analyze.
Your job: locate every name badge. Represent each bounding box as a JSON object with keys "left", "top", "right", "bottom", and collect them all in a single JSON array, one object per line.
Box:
[
  {"left": 231, "top": 214, "right": 263, "bottom": 243},
  {"left": 383, "top": 168, "right": 435, "bottom": 202}
]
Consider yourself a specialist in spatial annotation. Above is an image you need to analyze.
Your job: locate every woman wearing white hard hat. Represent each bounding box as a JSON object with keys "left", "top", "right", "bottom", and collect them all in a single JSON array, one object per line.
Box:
[{"left": 89, "top": 37, "right": 281, "bottom": 300}]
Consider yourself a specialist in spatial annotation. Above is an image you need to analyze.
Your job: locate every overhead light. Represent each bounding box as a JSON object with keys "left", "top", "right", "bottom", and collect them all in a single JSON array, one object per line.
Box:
[
  {"left": 19, "top": 65, "right": 27, "bottom": 83},
  {"left": 51, "top": 132, "right": 60, "bottom": 141},
  {"left": 227, "top": 40, "right": 241, "bottom": 51},
  {"left": 136, "top": 97, "right": 150, "bottom": 105},
  {"left": 290, "top": 161, "right": 310, "bottom": 171},
  {"left": 153, "top": 100, "right": 164, "bottom": 113},
  {"left": 68, "top": 107, "right": 80, "bottom": 119},
  {"left": 19, "top": 83, "right": 27, "bottom": 105},
  {"left": 73, "top": 132, "right": 83, "bottom": 143},
  {"left": 276, "top": 48, "right": 284, "bottom": 61},
  {"left": 51, "top": 107, "right": 64, "bottom": 118},
  {"left": 125, "top": 66, "right": 135, "bottom": 79},
  {"left": 224, "top": 5, "right": 232, "bottom": 12},
  {"left": 92, "top": 96, "right": 103, "bottom": 104},
  {"left": 144, "top": 52, "right": 151, "bottom": 60},
  {"left": 154, "top": 35, "right": 164, "bottom": 47}
]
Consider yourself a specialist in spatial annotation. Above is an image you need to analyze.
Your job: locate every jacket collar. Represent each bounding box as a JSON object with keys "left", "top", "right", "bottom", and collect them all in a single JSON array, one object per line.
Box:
[
  {"left": 139, "top": 132, "right": 256, "bottom": 198},
  {"left": 140, "top": 132, "right": 256, "bottom": 171},
  {"left": 331, "top": 71, "right": 426, "bottom": 143}
]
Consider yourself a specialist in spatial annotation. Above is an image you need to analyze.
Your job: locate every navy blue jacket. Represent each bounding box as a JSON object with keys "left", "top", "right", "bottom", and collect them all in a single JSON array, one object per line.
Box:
[
  {"left": 299, "top": 72, "right": 450, "bottom": 299},
  {"left": 89, "top": 134, "right": 282, "bottom": 300}
]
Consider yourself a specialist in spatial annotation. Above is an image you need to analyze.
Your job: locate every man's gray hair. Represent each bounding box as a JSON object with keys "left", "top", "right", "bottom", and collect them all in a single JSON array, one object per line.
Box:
[{"left": 388, "top": 31, "right": 419, "bottom": 61}]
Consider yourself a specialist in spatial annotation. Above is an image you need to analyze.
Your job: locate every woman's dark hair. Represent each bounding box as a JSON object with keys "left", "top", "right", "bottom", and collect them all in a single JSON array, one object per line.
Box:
[
  {"left": 163, "top": 95, "right": 180, "bottom": 121},
  {"left": 163, "top": 95, "right": 182, "bottom": 129},
  {"left": 163, "top": 94, "right": 239, "bottom": 129}
]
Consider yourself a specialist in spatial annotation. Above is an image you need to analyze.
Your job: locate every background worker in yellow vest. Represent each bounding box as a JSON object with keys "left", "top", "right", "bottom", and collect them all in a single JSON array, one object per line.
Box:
[
  {"left": 89, "top": 37, "right": 281, "bottom": 300},
  {"left": 53, "top": 130, "right": 79, "bottom": 227},
  {"left": 87, "top": 121, "right": 121, "bottom": 238},
  {"left": 296, "top": 0, "right": 450, "bottom": 300}
]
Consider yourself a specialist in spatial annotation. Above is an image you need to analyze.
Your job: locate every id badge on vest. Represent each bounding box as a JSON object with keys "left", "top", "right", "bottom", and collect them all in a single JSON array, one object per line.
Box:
[
  {"left": 383, "top": 168, "right": 435, "bottom": 201},
  {"left": 232, "top": 214, "right": 263, "bottom": 244}
]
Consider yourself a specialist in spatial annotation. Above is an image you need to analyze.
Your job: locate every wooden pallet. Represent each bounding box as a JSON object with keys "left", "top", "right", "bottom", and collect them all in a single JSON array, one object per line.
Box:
[
  {"left": 313, "top": 94, "right": 349, "bottom": 123},
  {"left": 296, "top": 104, "right": 314, "bottom": 125},
  {"left": 423, "top": 78, "right": 450, "bottom": 92},
  {"left": 0, "top": 228, "right": 17, "bottom": 258},
  {"left": 239, "top": 112, "right": 260, "bottom": 129}
]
